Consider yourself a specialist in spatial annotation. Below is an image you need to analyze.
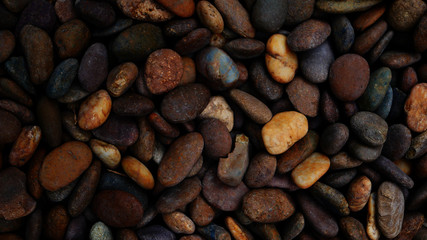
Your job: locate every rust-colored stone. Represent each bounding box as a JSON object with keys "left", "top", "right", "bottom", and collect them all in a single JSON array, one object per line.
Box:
[
  {"left": 405, "top": 83, "right": 427, "bottom": 132},
  {"left": 8, "top": 126, "right": 41, "bottom": 167}
]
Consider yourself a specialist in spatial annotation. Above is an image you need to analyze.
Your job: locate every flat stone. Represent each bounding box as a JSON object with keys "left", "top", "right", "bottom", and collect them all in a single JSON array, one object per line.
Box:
[{"left": 377, "top": 182, "right": 405, "bottom": 239}]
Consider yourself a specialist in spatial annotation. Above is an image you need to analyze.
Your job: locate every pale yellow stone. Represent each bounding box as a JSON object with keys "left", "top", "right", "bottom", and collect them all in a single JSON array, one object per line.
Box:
[
  {"left": 261, "top": 111, "right": 308, "bottom": 155},
  {"left": 121, "top": 156, "right": 154, "bottom": 190},
  {"left": 265, "top": 34, "right": 298, "bottom": 84},
  {"left": 78, "top": 90, "right": 111, "bottom": 130},
  {"left": 90, "top": 139, "right": 121, "bottom": 169},
  {"left": 291, "top": 152, "right": 330, "bottom": 189}
]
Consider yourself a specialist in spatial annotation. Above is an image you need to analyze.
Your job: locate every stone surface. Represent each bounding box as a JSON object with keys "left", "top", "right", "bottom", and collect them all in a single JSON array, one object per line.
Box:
[
  {"left": 90, "top": 222, "right": 113, "bottom": 240},
  {"left": 330, "top": 152, "right": 362, "bottom": 170},
  {"left": 218, "top": 134, "right": 249, "bottom": 186},
  {"left": 405, "top": 83, "right": 427, "bottom": 132},
  {"left": 122, "top": 156, "right": 154, "bottom": 190},
  {"left": 78, "top": 90, "right": 112, "bottom": 131},
  {"left": 78, "top": 43, "right": 109, "bottom": 93},
  {"left": 189, "top": 196, "right": 215, "bottom": 227},
  {"left": 117, "top": 0, "right": 174, "bottom": 22},
  {"left": 107, "top": 62, "right": 138, "bottom": 98},
  {"left": 244, "top": 152, "right": 276, "bottom": 188},
  {"left": 92, "top": 115, "right": 139, "bottom": 147},
  {"left": 382, "top": 124, "right": 411, "bottom": 161},
  {"left": 316, "top": 0, "right": 383, "bottom": 13},
  {"left": 251, "top": 0, "right": 287, "bottom": 33},
  {"left": 54, "top": 19, "right": 90, "bottom": 59},
  {"left": 8, "top": 126, "right": 41, "bottom": 167},
  {"left": 213, "top": 0, "right": 255, "bottom": 38},
  {"left": 163, "top": 211, "right": 195, "bottom": 234},
  {"left": 380, "top": 51, "right": 421, "bottom": 69},
  {"left": 249, "top": 60, "right": 283, "bottom": 101},
  {"left": 286, "top": 76, "right": 320, "bottom": 117},
  {"left": 346, "top": 176, "right": 371, "bottom": 212},
  {"left": 287, "top": 19, "right": 331, "bottom": 52},
  {"left": 358, "top": 67, "right": 392, "bottom": 112},
  {"left": 137, "top": 225, "right": 176, "bottom": 240},
  {"left": 284, "top": 0, "right": 314, "bottom": 26},
  {"left": 387, "top": 0, "right": 426, "bottom": 31},
  {"left": 350, "top": 111, "right": 388, "bottom": 146},
  {"left": 340, "top": 217, "right": 368, "bottom": 240},
  {"left": 299, "top": 41, "right": 335, "bottom": 83},
  {"left": 199, "top": 118, "right": 231, "bottom": 158},
  {"left": 0, "top": 109, "right": 21, "bottom": 144},
  {"left": 229, "top": 89, "right": 272, "bottom": 124},
  {"left": 309, "top": 182, "right": 350, "bottom": 216},
  {"left": 265, "top": 34, "right": 298, "bottom": 84},
  {"left": 156, "top": 177, "right": 201, "bottom": 213},
  {"left": 197, "top": 1, "right": 223, "bottom": 33},
  {"left": 331, "top": 15, "right": 354, "bottom": 54},
  {"left": 320, "top": 123, "right": 349, "bottom": 155},
  {"left": 291, "top": 152, "right": 330, "bottom": 189},
  {"left": 377, "top": 182, "right": 405, "bottom": 239},
  {"left": 353, "top": 20, "right": 387, "bottom": 55}
]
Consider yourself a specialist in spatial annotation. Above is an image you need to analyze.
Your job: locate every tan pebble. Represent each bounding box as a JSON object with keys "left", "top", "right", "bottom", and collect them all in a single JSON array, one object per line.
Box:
[
  {"left": 367, "top": 192, "right": 380, "bottom": 240},
  {"left": 291, "top": 152, "right": 330, "bottom": 189},
  {"left": 404, "top": 83, "right": 427, "bottom": 132},
  {"left": 199, "top": 96, "right": 234, "bottom": 131},
  {"left": 121, "top": 156, "right": 154, "bottom": 190},
  {"left": 78, "top": 90, "right": 112, "bottom": 131},
  {"left": 163, "top": 211, "right": 195, "bottom": 234},
  {"left": 107, "top": 62, "right": 139, "bottom": 97},
  {"left": 347, "top": 176, "right": 371, "bottom": 212},
  {"left": 117, "top": 0, "right": 174, "bottom": 22},
  {"left": 265, "top": 34, "right": 298, "bottom": 84},
  {"left": 262, "top": 111, "right": 308, "bottom": 155},
  {"left": 225, "top": 216, "right": 254, "bottom": 240},
  {"left": 197, "top": 1, "right": 224, "bottom": 33},
  {"left": 90, "top": 139, "right": 121, "bottom": 169},
  {"left": 9, "top": 126, "right": 42, "bottom": 167}
]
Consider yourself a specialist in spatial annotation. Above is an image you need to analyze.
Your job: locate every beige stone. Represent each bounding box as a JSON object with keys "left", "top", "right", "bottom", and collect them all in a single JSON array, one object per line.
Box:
[
  {"left": 291, "top": 152, "right": 330, "bottom": 189},
  {"left": 265, "top": 34, "right": 298, "bottom": 84},
  {"left": 90, "top": 139, "right": 121, "bottom": 169},
  {"left": 78, "top": 90, "right": 111, "bottom": 131}
]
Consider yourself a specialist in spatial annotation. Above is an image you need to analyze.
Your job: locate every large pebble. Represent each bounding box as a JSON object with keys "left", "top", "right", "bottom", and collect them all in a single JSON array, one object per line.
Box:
[
  {"left": 358, "top": 67, "right": 392, "bottom": 111},
  {"left": 0, "top": 167, "right": 36, "bottom": 220},
  {"left": 199, "top": 118, "right": 231, "bottom": 158},
  {"left": 265, "top": 34, "right": 298, "bottom": 84},
  {"left": 161, "top": 83, "right": 210, "bottom": 123},
  {"left": 251, "top": 0, "right": 287, "bottom": 33},
  {"left": 309, "top": 182, "right": 349, "bottom": 216},
  {"left": 145, "top": 49, "right": 183, "bottom": 95},
  {"left": 46, "top": 58, "right": 78, "bottom": 99},
  {"left": 44, "top": 205, "right": 69, "bottom": 240},
  {"left": 54, "top": 19, "right": 90, "bottom": 59},
  {"left": 0, "top": 109, "right": 21, "bottom": 144},
  {"left": 197, "top": 1, "right": 223, "bottom": 33},
  {"left": 213, "top": 0, "right": 255, "bottom": 38},
  {"left": 287, "top": 19, "right": 331, "bottom": 52},
  {"left": 92, "top": 115, "right": 139, "bottom": 147},
  {"left": 225, "top": 216, "right": 253, "bottom": 240},
  {"left": 382, "top": 124, "right": 411, "bottom": 161},
  {"left": 244, "top": 153, "right": 276, "bottom": 188},
  {"left": 242, "top": 188, "right": 294, "bottom": 223},
  {"left": 387, "top": 0, "right": 426, "bottom": 31},
  {"left": 300, "top": 41, "right": 334, "bottom": 83},
  {"left": 316, "top": 0, "right": 383, "bottom": 13},
  {"left": 286, "top": 76, "right": 320, "bottom": 117},
  {"left": 218, "top": 134, "right": 249, "bottom": 186},
  {"left": 92, "top": 190, "right": 143, "bottom": 228},
  {"left": 189, "top": 196, "right": 215, "bottom": 226},
  {"left": 346, "top": 176, "right": 371, "bottom": 212},
  {"left": 404, "top": 83, "right": 427, "bottom": 132},
  {"left": 196, "top": 47, "right": 239, "bottom": 90},
  {"left": 394, "top": 212, "right": 425, "bottom": 240},
  {"left": 117, "top": 0, "right": 173, "bottom": 22},
  {"left": 329, "top": 54, "right": 370, "bottom": 101},
  {"left": 371, "top": 156, "right": 414, "bottom": 189},
  {"left": 350, "top": 111, "right": 388, "bottom": 146},
  {"left": 202, "top": 169, "right": 249, "bottom": 211},
  {"left": 122, "top": 156, "right": 154, "bottom": 190},
  {"left": 163, "top": 211, "right": 195, "bottom": 234},
  {"left": 20, "top": 24, "right": 53, "bottom": 85},
  {"left": 78, "top": 43, "right": 109, "bottom": 92},
  {"left": 78, "top": 90, "right": 112, "bottom": 131},
  {"left": 331, "top": 15, "right": 354, "bottom": 54},
  {"left": 175, "top": 28, "right": 211, "bottom": 56},
  {"left": 112, "top": 23, "right": 165, "bottom": 62},
  {"left": 39, "top": 141, "right": 92, "bottom": 191},
  {"left": 156, "top": 177, "right": 201, "bottom": 213},
  {"left": 291, "top": 152, "right": 330, "bottom": 189},
  {"left": 229, "top": 89, "right": 272, "bottom": 124},
  {"left": 90, "top": 139, "right": 120, "bottom": 169},
  {"left": 377, "top": 182, "right": 405, "bottom": 239},
  {"left": 262, "top": 111, "right": 308, "bottom": 155}
]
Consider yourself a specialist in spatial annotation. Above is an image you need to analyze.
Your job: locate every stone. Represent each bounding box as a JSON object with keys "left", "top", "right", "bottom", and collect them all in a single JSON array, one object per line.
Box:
[
  {"left": 198, "top": 224, "right": 231, "bottom": 240},
  {"left": 156, "top": 0, "right": 194, "bottom": 17},
  {"left": 54, "top": 19, "right": 90, "bottom": 59},
  {"left": 380, "top": 51, "right": 421, "bottom": 69},
  {"left": 286, "top": 76, "right": 320, "bottom": 117},
  {"left": 44, "top": 205, "right": 69, "bottom": 240},
  {"left": 218, "top": 134, "right": 249, "bottom": 186},
  {"left": 137, "top": 225, "right": 176, "bottom": 240},
  {"left": 199, "top": 96, "right": 234, "bottom": 132},
  {"left": 262, "top": 111, "right": 308, "bottom": 155},
  {"left": 405, "top": 83, "right": 427, "bottom": 132},
  {"left": 309, "top": 182, "right": 350, "bottom": 216},
  {"left": 90, "top": 222, "right": 113, "bottom": 240},
  {"left": 406, "top": 130, "right": 427, "bottom": 159},
  {"left": 213, "top": 0, "right": 255, "bottom": 38},
  {"left": 78, "top": 90, "right": 112, "bottom": 131},
  {"left": 330, "top": 152, "right": 362, "bottom": 170},
  {"left": 353, "top": 4, "right": 386, "bottom": 32},
  {"left": 175, "top": 28, "right": 211, "bottom": 56},
  {"left": 0, "top": 109, "right": 21, "bottom": 144},
  {"left": 78, "top": 43, "right": 109, "bottom": 92},
  {"left": 130, "top": 118, "right": 155, "bottom": 163},
  {"left": 158, "top": 133, "right": 204, "bottom": 187},
  {"left": 112, "top": 93, "right": 154, "bottom": 117},
  {"left": 189, "top": 196, "right": 215, "bottom": 226},
  {"left": 249, "top": 60, "right": 283, "bottom": 101},
  {"left": 300, "top": 41, "right": 335, "bottom": 83},
  {"left": 331, "top": 15, "right": 354, "bottom": 54},
  {"left": 350, "top": 111, "right": 388, "bottom": 146},
  {"left": 62, "top": 111, "right": 92, "bottom": 142},
  {"left": 16, "top": 0, "right": 57, "bottom": 33},
  {"left": 0, "top": 30, "right": 14, "bottom": 63},
  {"left": 156, "top": 177, "right": 201, "bottom": 213},
  {"left": 383, "top": 124, "right": 411, "bottom": 161},
  {"left": 320, "top": 123, "right": 349, "bottom": 155},
  {"left": 163, "top": 211, "right": 195, "bottom": 234},
  {"left": 316, "top": 0, "right": 383, "bottom": 13},
  {"left": 387, "top": 0, "right": 426, "bottom": 31},
  {"left": 75, "top": 0, "right": 115, "bottom": 28},
  {"left": 199, "top": 118, "right": 231, "bottom": 158},
  {"left": 148, "top": 112, "right": 180, "bottom": 138},
  {"left": 347, "top": 176, "right": 371, "bottom": 212},
  {"left": 0, "top": 77, "right": 33, "bottom": 107},
  {"left": 358, "top": 67, "right": 392, "bottom": 111},
  {"left": 377, "top": 182, "right": 405, "bottom": 239},
  {"left": 244, "top": 152, "right": 276, "bottom": 188},
  {"left": 122, "top": 156, "right": 154, "bottom": 190},
  {"left": 229, "top": 89, "right": 272, "bottom": 124},
  {"left": 265, "top": 34, "right": 298, "bottom": 84},
  {"left": 281, "top": 212, "right": 305, "bottom": 240},
  {"left": 291, "top": 152, "right": 330, "bottom": 189},
  {"left": 117, "top": 0, "right": 173, "bottom": 22},
  {"left": 329, "top": 54, "right": 370, "bottom": 101},
  {"left": 370, "top": 30, "right": 394, "bottom": 64},
  {"left": 197, "top": 1, "right": 223, "bottom": 33},
  {"left": 371, "top": 156, "right": 414, "bottom": 189},
  {"left": 54, "top": 0, "right": 76, "bottom": 23},
  {"left": 58, "top": 84, "right": 89, "bottom": 104},
  {"left": 106, "top": 62, "right": 138, "bottom": 97},
  {"left": 348, "top": 139, "right": 383, "bottom": 162},
  {"left": 225, "top": 216, "right": 254, "bottom": 240},
  {"left": 8, "top": 126, "right": 41, "bottom": 167},
  {"left": 414, "top": 15, "right": 427, "bottom": 52},
  {"left": 46, "top": 180, "right": 77, "bottom": 202},
  {"left": 46, "top": 58, "right": 79, "bottom": 99},
  {"left": 251, "top": 0, "right": 287, "bottom": 33},
  {"left": 92, "top": 115, "right": 139, "bottom": 147},
  {"left": 283, "top": 0, "right": 314, "bottom": 26},
  {"left": 340, "top": 217, "right": 368, "bottom": 240},
  {"left": 4, "top": 56, "right": 36, "bottom": 95},
  {"left": 224, "top": 38, "right": 265, "bottom": 60},
  {"left": 353, "top": 20, "right": 387, "bottom": 55},
  {"left": 367, "top": 193, "right": 380, "bottom": 240},
  {"left": 287, "top": 19, "right": 331, "bottom": 52},
  {"left": 242, "top": 188, "right": 294, "bottom": 223}
]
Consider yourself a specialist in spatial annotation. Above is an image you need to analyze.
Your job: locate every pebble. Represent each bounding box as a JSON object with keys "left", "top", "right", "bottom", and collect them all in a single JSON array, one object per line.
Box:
[
  {"left": 78, "top": 90, "right": 112, "bottom": 131},
  {"left": 377, "top": 182, "right": 405, "bottom": 239},
  {"left": 20, "top": 24, "right": 53, "bottom": 85},
  {"left": 244, "top": 153, "right": 276, "bottom": 188},
  {"left": 156, "top": 177, "right": 201, "bottom": 213},
  {"left": 4, "top": 56, "right": 36, "bottom": 95},
  {"left": 16, "top": 0, "right": 57, "bottom": 33},
  {"left": 54, "top": 0, "right": 76, "bottom": 23},
  {"left": 107, "top": 62, "right": 138, "bottom": 97},
  {"left": 296, "top": 191, "right": 339, "bottom": 238},
  {"left": 0, "top": 109, "right": 21, "bottom": 144},
  {"left": 242, "top": 188, "right": 294, "bottom": 223},
  {"left": 156, "top": 0, "right": 194, "bottom": 18},
  {"left": 348, "top": 139, "right": 383, "bottom": 162},
  {"left": 331, "top": 15, "right": 354, "bottom": 54},
  {"left": 358, "top": 67, "right": 392, "bottom": 111},
  {"left": 406, "top": 130, "right": 427, "bottom": 160},
  {"left": 284, "top": 0, "right": 314, "bottom": 26},
  {"left": 8, "top": 126, "right": 41, "bottom": 167},
  {"left": 25, "top": 209, "right": 42, "bottom": 240},
  {"left": 401, "top": 67, "right": 418, "bottom": 93},
  {"left": 277, "top": 130, "right": 318, "bottom": 173},
  {"left": 58, "top": 84, "right": 89, "bottom": 104},
  {"left": 39, "top": 141, "right": 92, "bottom": 191},
  {"left": 131, "top": 118, "right": 155, "bottom": 163},
  {"left": 287, "top": 19, "right": 331, "bottom": 52},
  {"left": 350, "top": 111, "right": 388, "bottom": 146},
  {"left": 366, "top": 193, "right": 380, "bottom": 240},
  {"left": 225, "top": 216, "right": 254, "bottom": 240},
  {"left": 262, "top": 111, "right": 308, "bottom": 155},
  {"left": 75, "top": 0, "right": 115, "bottom": 28},
  {"left": 380, "top": 51, "right": 421, "bottom": 69},
  {"left": 0, "top": 30, "right": 14, "bottom": 63},
  {"left": 340, "top": 217, "right": 368, "bottom": 240},
  {"left": 369, "top": 30, "right": 394, "bottom": 64},
  {"left": 316, "top": 0, "right": 383, "bottom": 13},
  {"left": 122, "top": 156, "right": 154, "bottom": 190},
  {"left": 163, "top": 18, "right": 198, "bottom": 38},
  {"left": 137, "top": 225, "right": 176, "bottom": 240},
  {"left": 202, "top": 169, "right": 249, "bottom": 211},
  {"left": 163, "top": 211, "right": 195, "bottom": 234},
  {"left": 229, "top": 89, "right": 272, "bottom": 124},
  {"left": 330, "top": 152, "right": 362, "bottom": 170},
  {"left": 346, "top": 176, "right": 371, "bottom": 212},
  {"left": 197, "top": 1, "right": 223, "bottom": 33},
  {"left": 46, "top": 58, "right": 78, "bottom": 99},
  {"left": 36, "top": 97, "right": 61, "bottom": 144},
  {"left": 286, "top": 76, "right": 320, "bottom": 117},
  {"left": 353, "top": 20, "right": 387, "bottom": 55},
  {"left": 26, "top": 149, "right": 45, "bottom": 200},
  {"left": 0, "top": 77, "right": 33, "bottom": 107},
  {"left": 90, "top": 222, "right": 113, "bottom": 240},
  {"left": 92, "top": 190, "right": 144, "bottom": 228},
  {"left": 320, "top": 90, "right": 340, "bottom": 123},
  {"left": 54, "top": 19, "right": 90, "bottom": 59},
  {"left": 320, "top": 123, "right": 349, "bottom": 155},
  {"left": 224, "top": 39, "right": 265, "bottom": 60},
  {"left": 375, "top": 85, "right": 393, "bottom": 119},
  {"left": 382, "top": 124, "right": 411, "bottom": 161},
  {"left": 309, "top": 182, "right": 350, "bottom": 216},
  {"left": 46, "top": 180, "right": 77, "bottom": 202},
  {"left": 112, "top": 23, "right": 165, "bottom": 62},
  {"left": 62, "top": 111, "right": 92, "bottom": 142},
  {"left": 265, "top": 34, "right": 298, "bottom": 84},
  {"left": 158, "top": 133, "right": 204, "bottom": 187},
  {"left": 249, "top": 60, "right": 283, "bottom": 101},
  {"left": 78, "top": 43, "right": 109, "bottom": 93},
  {"left": 0, "top": 100, "right": 33, "bottom": 125},
  {"left": 189, "top": 196, "right": 215, "bottom": 226},
  {"left": 281, "top": 212, "right": 304, "bottom": 240},
  {"left": 112, "top": 93, "right": 154, "bottom": 117},
  {"left": 291, "top": 152, "right": 330, "bottom": 189},
  {"left": 161, "top": 83, "right": 210, "bottom": 123},
  {"left": 387, "top": 0, "right": 426, "bottom": 31},
  {"left": 92, "top": 114, "right": 139, "bottom": 147},
  {"left": 405, "top": 83, "right": 427, "bottom": 132},
  {"left": 148, "top": 112, "right": 180, "bottom": 138},
  {"left": 199, "top": 118, "right": 231, "bottom": 158},
  {"left": 44, "top": 205, "right": 69, "bottom": 240},
  {"left": 175, "top": 28, "right": 211, "bottom": 56},
  {"left": 213, "top": 0, "right": 255, "bottom": 38},
  {"left": 353, "top": 4, "right": 386, "bottom": 32},
  {"left": 329, "top": 54, "right": 370, "bottom": 101},
  {"left": 117, "top": 0, "right": 173, "bottom": 22},
  {"left": 92, "top": 18, "right": 134, "bottom": 38},
  {"left": 0, "top": 167, "right": 36, "bottom": 220},
  {"left": 218, "top": 134, "right": 249, "bottom": 186},
  {"left": 300, "top": 41, "right": 334, "bottom": 84},
  {"left": 414, "top": 15, "right": 427, "bottom": 52},
  {"left": 199, "top": 96, "right": 234, "bottom": 132},
  {"left": 196, "top": 47, "right": 239, "bottom": 90},
  {"left": 393, "top": 212, "right": 424, "bottom": 240},
  {"left": 116, "top": 229, "right": 139, "bottom": 240},
  {"left": 251, "top": 0, "right": 287, "bottom": 33},
  {"left": 371, "top": 155, "right": 414, "bottom": 189}
]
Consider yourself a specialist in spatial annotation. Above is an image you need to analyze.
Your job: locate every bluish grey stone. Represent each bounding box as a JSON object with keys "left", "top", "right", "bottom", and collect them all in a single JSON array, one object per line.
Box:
[
  {"left": 4, "top": 56, "right": 36, "bottom": 95},
  {"left": 300, "top": 41, "right": 334, "bottom": 83},
  {"left": 375, "top": 86, "right": 393, "bottom": 119},
  {"left": 46, "top": 58, "right": 78, "bottom": 98},
  {"left": 137, "top": 225, "right": 176, "bottom": 240},
  {"left": 331, "top": 15, "right": 354, "bottom": 54},
  {"left": 358, "top": 67, "right": 392, "bottom": 111}
]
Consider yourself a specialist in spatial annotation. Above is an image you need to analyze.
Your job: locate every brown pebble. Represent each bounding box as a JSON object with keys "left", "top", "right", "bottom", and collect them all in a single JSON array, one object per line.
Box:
[
  {"left": 347, "top": 176, "right": 372, "bottom": 212},
  {"left": 117, "top": 0, "right": 173, "bottom": 22},
  {"left": 405, "top": 83, "right": 427, "bottom": 132},
  {"left": 156, "top": 177, "right": 202, "bottom": 213},
  {"left": 401, "top": 67, "right": 418, "bottom": 93},
  {"left": 287, "top": 19, "right": 331, "bottom": 52},
  {"left": 107, "top": 62, "right": 139, "bottom": 97},
  {"left": 213, "top": 0, "right": 255, "bottom": 38},
  {"left": 78, "top": 90, "right": 112, "bottom": 131},
  {"left": 0, "top": 30, "right": 15, "bottom": 63},
  {"left": 393, "top": 212, "right": 424, "bottom": 240},
  {"left": 353, "top": 20, "right": 387, "bottom": 55},
  {"left": 387, "top": 0, "right": 426, "bottom": 31},
  {"left": 0, "top": 109, "right": 22, "bottom": 144},
  {"left": 179, "top": 57, "right": 196, "bottom": 86},
  {"left": 244, "top": 152, "right": 277, "bottom": 188},
  {"left": 189, "top": 196, "right": 215, "bottom": 226},
  {"left": 54, "top": 19, "right": 90, "bottom": 59},
  {"left": 131, "top": 118, "right": 155, "bottom": 163},
  {"left": 26, "top": 149, "right": 45, "bottom": 199},
  {"left": 122, "top": 156, "right": 154, "bottom": 190},
  {"left": 54, "top": 0, "right": 76, "bottom": 23},
  {"left": 8, "top": 126, "right": 41, "bottom": 167},
  {"left": 286, "top": 76, "right": 320, "bottom": 117},
  {"left": 197, "top": 1, "right": 224, "bottom": 33},
  {"left": 163, "top": 211, "right": 195, "bottom": 234},
  {"left": 44, "top": 205, "right": 69, "bottom": 240},
  {"left": 199, "top": 118, "right": 231, "bottom": 158},
  {"left": 352, "top": 4, "right": 386, "bottom": 31},
  {"left": 340, "top": 216, "right": 368, "bottom": 240},
  {"left": 229, "top": 89, "right": 272, "bottom": 124}
]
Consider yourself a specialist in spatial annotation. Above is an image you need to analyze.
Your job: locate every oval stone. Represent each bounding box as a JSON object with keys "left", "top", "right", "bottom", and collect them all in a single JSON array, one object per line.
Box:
[
  {"left": 156, "top": 177, "right": 201, "bottom": 213},
  {"left": 382, "top": 124, "right": 411, "bottom": 161},
  {"left": 262, "top": 111, "right": 308, "bottom": 155},
  {"left": 286, "top": 76, "right": 320, "bottom": 117},
  {"left": 213, "top": 0, "right": 255, "bottom": 38},
  {"left": 249, "top": 60, "right": 283, "bottom": 101},
  {"left": 265, "top": 34, "right": 298, "bottom": 84},
  {"left": 377, "top": 182, "right": 405, "bottom": 239},
  {"left": 8, "top": 126, "right": 41, "bottom": 167},
  {"left": 291, "top": 152, "right": 330, "bottom": 189},
  {"left": 309, "top": 182, "right": 350, "bottom": 216},
  {"left": 346, "top": 176, "right": 371, "bottom": 212},
  {"left": 163, "top": 211, "right": 195, "bottom": 234},
  {"left": 46, "top": 58, "right": 78, "bottom": 99},
  {"left": 218, "top": 134, "right": 249, "bottom": 186},
  {"left": 340, "top": 217, "right": 368, "bottom": 240},
  {"left": 39, "top": 141, "right": 92, "bottom": 191},
  {"left": 251, "top": 0, "right": 287, "bottom": 33},
  {"left": 0, "top": 109, "right": 21, "bottom": 144},
  {"left": 92, "top": 190, "right": 144, "bottom": 228},
  {"left": 106, "top": 62, "right": 138, "bottom": 97},
  {"left": 350, "top": 111, "right": 388, "bottom": 146},
  {"left": 54, "top": 19, "right": 90, "bottom": 59},
  {"left": 122, "top": 156, "right": 154, "bottom": 190},
  {"left": 224, "top": 38, "right": 265, "bottom": 60},
  {"left": 229, "top": 89, "right": 272, "bottom": 124},
  {"left": 358, "top": 67, "right": 392, "bottom": 111},
  {"left": 158, "top": 133, "right": 204, "bottom": 187},
  {"left": 244, "top": 153, "right": 277, "bottom": 188},
  {"left": 404, "top": 83, "right": 427, "bottom": 132},
  {"left": 78, "top": 43, "right": 109, "bottom": 92},
  {"left": 92, "top": 115, "right": 139, "bottom": 147},
  {"left": 243, "top": 188, "right": 295, "bottom": 223},
  {"left": 78, "top": 90, "right": 112, "bottom": 131},
  {"left": 320, "top": 123, "right": 349, "bottom": 155},
  {"left": 75, "top": 0, "right": 115, "bottom": 28},
  {"left": 90, "top": 139, "right": 121, "bottom": 169},
  {"left": 387, "top": 0, "right": 426, "bottom": 31},
  {"left": 199, "top": 118, "right": 231, "bottom": 158},
  {"left": 352, "top": 20, "right": 387, "bottom": 55},
  {"left": 175, "top": 28, "right": 211, "bottom": 56},
  {"left": 316, "top": 0, "right": 383, "bottom": 13},
  {"left": 300, "top": 41, "right": 334, "bottom": 83},
  {"left": 287, "top": 19, "right": 331, "bottom": 52},
  {"left": 348, "top": 139, "right": 383, "bottom": 162},
  {"left": 284, "top": 0, "right": 314, "bottom": 26},
  {"left": 117, "top": 0, "right": 173, "bottom": 22},
  {"left": 329, "top": 54, "right": 370, "bottom": 101},
  {"left": 90, "top": 222, "right": 113, "bottom": 240},
  {"left": 197, "top": 1, "right": 223, "bottom": 33},
  {"left": 161, "top": 83, "right": 210, "bottom": 123},
  {"left": 331, "top": 15, "right": 354, "bottom": 54}
]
